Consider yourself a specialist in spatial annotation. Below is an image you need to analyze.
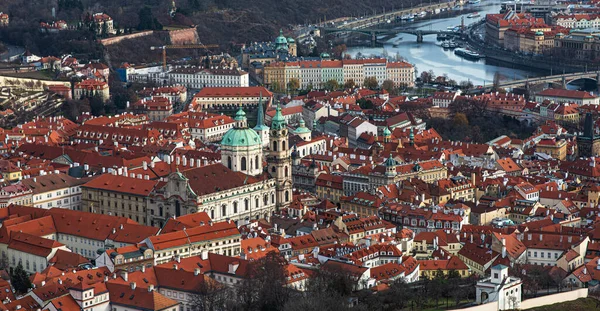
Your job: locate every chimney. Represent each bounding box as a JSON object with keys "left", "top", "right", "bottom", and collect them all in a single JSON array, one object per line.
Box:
[
  {"left": 148, "top": 284, "right": 154, "bottom": 292},
  {"left": 539, "top": 234, "right": 543, "bottom": 241},
  {"left": 175, "top": 255, "right": 181, "bottom": 263},
  {"left": 41, "top": 281, "right": 46, "bottom": 287},
  {"left": 194, "top": 268, "right": 201, "bottom": 276},
  {"left": 130, "top": 282, "right": 136, "bottom": 290},
  {"left": 143, "top": 161, "right": 148, "bottom": 171},
  {"left": 141, "top": 265, "right": 146, "bottom": 273},
  {"left": 471, "top": 172, "right": 476, "bottom": 187},
  {"left": 173, "top": 264, "right": 178, "bottom": 270},
  {"left": 121, "top": 271, "right": 128, "bottom": 282},
  {"left": 528, "top": 234, "right": 532, "bottom": 241},
  {"left": 201, "top": 250, "right": 209, "bottom": 260}
]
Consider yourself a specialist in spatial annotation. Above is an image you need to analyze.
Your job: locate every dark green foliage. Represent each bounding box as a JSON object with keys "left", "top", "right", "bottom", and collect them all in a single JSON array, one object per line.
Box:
[
  {"left": 137, "top": 7, "right": 163, "bottom": 31},
  {"left": 10, "top": 262, "right": 32, "bottom": 294},
  {"left": 428, "top": 98, "right": 536, "bottom": 143}
]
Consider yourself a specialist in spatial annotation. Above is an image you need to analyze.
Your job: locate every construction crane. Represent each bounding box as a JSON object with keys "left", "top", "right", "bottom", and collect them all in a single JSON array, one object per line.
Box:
[{"left": 150, "top": 44, "right": 220, "bottom": 71}]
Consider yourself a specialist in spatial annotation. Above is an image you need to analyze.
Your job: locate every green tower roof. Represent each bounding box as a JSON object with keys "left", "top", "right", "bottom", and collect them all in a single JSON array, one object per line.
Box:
[
  {"left": 234, "top": 108, "right": 246, "bottom": 121},
  {"left": 384, "top": 154, "right": 397, "bottom": 167},
  {"left": 271, "top": 104, "right": 286, "bottom": 130},
  {"left": 253, "top": 93, "right": 269, "bottom": 131},
  {"left": 294, "top": 119, "right": 312, "bottom": 134},
  {"left": 275, "top": 29, "right": 288, "bottom": 45},
  {"left": 383, "top": 127, "right": 391, "bottom": 136}
]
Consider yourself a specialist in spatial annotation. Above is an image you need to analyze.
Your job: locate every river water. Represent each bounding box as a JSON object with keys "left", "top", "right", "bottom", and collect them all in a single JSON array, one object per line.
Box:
[{"left": 345, "top": 0, "right": 545, "bottom": 86}]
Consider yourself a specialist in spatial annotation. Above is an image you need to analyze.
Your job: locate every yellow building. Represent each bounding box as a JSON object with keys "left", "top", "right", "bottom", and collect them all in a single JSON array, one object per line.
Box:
[
  {"left": 81, "top": 174, "right": 156, "bottom": 226},
  {"left": 535, "top": 138, "right": 567, "bottom": 160},
  {"left": 0, "top": 160, "right": 21, "bottom": 182},
  {"left": 339, "top": 192, "right": 383, "bottom": 218},
  {"left": 418, "top": 256, "right": 470, "bottom": 279},
  {"left": 316, "top": 174, "right": 344, "bottom": 204}
]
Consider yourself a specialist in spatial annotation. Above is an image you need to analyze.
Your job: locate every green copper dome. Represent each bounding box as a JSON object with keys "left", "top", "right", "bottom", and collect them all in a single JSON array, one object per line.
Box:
[
  {"left": 222, "top": 129, "right": 262, "bottom": 147},
  {"left": 294, "top": 119, "right": 312, "bottom": 134},
  {"left": 384, "top": 154, "right": 397, "bottom": 167},
  {"left": 535, "top": 31, "right": 543, "bottom": 36},
  {"left": 275, "top": 29, "right": 288, "bottom": 50},
  {"left": 287, "top": 37, "right": 295, "bottom": 43},
  {"left": 383, "top": 127, "right": 391, "bottom": 136},
  {"left": 320, "top": 52, "right": 331, "bottom": 59},
  {"left": 222, "top": 108, "right": 262, "bottom": 147}
]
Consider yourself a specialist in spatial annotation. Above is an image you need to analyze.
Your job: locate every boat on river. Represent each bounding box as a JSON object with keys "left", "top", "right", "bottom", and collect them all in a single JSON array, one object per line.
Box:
[
  {"left": 454, "top": 48, "right": 484, "bottom": 59},
  {"left": 467, "top": 12, "right": 480, "bottom": 18},
  {"left": 468, "top": 0, "right": 481, "bottom": 4}
]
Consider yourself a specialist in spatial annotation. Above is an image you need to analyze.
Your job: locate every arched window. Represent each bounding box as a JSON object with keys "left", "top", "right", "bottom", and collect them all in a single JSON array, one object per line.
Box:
[
  {"left": 272, "top": 141, "right": 278, "bottom": 151},
  {"left": 285, "top": 166, "right": 289, "bottom": 177},
  {"left": 159, "top": 206, "right": 164, "bottom": 217},
  {"left": 227, "top": 156, "right": 232, "bottom": 169},
  {"left": 245, "top": 199, "right": 249, "bottom": 211},
  {"left": 271, "top": 166, "right": 276, "bottom": 173},
  {"left": 233, "top": 201, "right": 238, "bottom": 214},
  {"left": 282, "top": 141, "right": 286, "bottom": 150},
  {"left": 285, "top": 191, "right": 290, "bottom": 202},
  {"left": 264, "top": 194, "right": 268, "bottom": 205},
  {"left": 255, "top": 156, "right": 259, "bottom": 169},
  {"left": 271, "top": 193, "right": 275, "bottom": 204},
  {"left": 210, "top": 209, "right": 215, "bottom": 219},
  {"left": 255, "top": 197, "right": 259, "bottom": 208},
  {"left": 241, "top": 157, "right": 247, "bottom": 171},
  {"left": 221, "top": 205, "right": 227, "bottom": 217}
]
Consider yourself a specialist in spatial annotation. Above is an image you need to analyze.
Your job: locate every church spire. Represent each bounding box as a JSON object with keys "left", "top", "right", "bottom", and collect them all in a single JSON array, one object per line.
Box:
[
  {"left": 254, "top": 93, "right": 268, "bottom": 130},
  {"left": 409, "top": 127, "right": 415, "bottom": 147}
]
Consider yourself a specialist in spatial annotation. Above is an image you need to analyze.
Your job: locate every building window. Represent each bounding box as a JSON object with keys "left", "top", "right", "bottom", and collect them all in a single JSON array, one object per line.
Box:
[
  {"left": 233, "top": 201, "right": 238, "bottom": 214},
  {"left": 241, "top": 157, "right": 247, "bottom": 171},
  {"left": 245, "top": 199, "right": 249, "bottom": 211},
  {"left": 221, "top": 205, "right": 227, "bottom": 217}
]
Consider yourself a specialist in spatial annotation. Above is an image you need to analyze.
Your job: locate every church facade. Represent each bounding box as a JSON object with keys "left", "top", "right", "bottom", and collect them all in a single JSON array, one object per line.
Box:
[{"left": 148, "top": 99, "right": 292, "bottom": 226}]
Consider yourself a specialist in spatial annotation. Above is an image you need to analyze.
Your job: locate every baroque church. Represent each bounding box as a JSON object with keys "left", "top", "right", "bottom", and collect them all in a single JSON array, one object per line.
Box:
[{"left": 148, "top": 97, "right": 293, "bottom": 226}]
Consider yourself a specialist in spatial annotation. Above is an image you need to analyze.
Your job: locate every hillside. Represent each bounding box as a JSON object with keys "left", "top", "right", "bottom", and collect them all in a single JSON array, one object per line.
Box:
[{"left": 0, "top": 0, "right": 437, "bottom": 45}]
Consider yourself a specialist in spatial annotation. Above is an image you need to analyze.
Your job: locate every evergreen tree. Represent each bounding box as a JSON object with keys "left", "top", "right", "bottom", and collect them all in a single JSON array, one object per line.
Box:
[{"left": 10, "top": 262, "right": 32, "bottom": 294}]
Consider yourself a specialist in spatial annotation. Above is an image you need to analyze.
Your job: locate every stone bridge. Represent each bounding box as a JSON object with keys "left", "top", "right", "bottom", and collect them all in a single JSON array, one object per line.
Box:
[
  {"left": 320, "top": 27, "right": 460, "bottom": 44},
  {"left": 497, "top": 71, "right": 600, "bottom": 90}
]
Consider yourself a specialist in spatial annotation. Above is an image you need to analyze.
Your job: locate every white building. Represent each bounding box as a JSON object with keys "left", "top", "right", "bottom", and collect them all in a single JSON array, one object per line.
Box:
[
  {"left": 475, "top": 265, "right": 522, "bottom": 310},
  {"left": 167, "top": 67, "right": 249, "bottom": 89},
  {"left": 21, "top": 174, "right": 90, "bottom": 210}
]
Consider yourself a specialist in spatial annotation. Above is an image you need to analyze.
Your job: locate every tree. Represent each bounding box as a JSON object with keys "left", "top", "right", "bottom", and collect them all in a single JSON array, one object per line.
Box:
[
  {"left": 90, "top": 93, "right": 105, "bottom": 116},
  {"left": 357, "top": 98, "right": 374, "bottom": 109},
  {"left": 459, "top": 80, "right": 474, "bottom": 90},
  {"left": 324, "top": 79, "right": 339, "bottom": 91},
  {"left": 363, "top": 76, "right": 378, "bottom": 90},
  {"left": 492, "top": 71, "right": 502, "bottom": 92},
  {"left": 233, "top": 252, "right": 290, "bottom": 311},
  {"left": 10, "top": 262, "right": 32, "bottom": 294},
  {"left": 343, "top": 79, "right": 356, "bottom": 90},
  {"left": 332, "top": 44, "right": 347, "bottom": 59},
  {"left": 420, "top": 70, "right": 434, "bottom": 84},
  {"left": 101, "top": 21, "right": 109, "bottom": 38},
  {"left": 287, "top": 78, "right": 300, "bottom": 93},
  {"left": 137, "top": 7, "right": 163, "bottom": 30},
  {"left": 382, "top": 79, "right": 395, "bottom": 94},
  {"left": 453, "top": 113, "right": 469, "bottom": 127},
  {"left": 306, "top": 82, "right": 314, "bottom": 91},
  {"left": 190, "top": 278, "right": 232, "bottom": 311}
]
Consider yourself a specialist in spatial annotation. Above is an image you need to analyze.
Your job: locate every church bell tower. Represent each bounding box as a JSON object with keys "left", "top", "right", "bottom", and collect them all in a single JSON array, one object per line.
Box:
[{"left": 268, "top": 104, "right": 292, "bottom": 209}]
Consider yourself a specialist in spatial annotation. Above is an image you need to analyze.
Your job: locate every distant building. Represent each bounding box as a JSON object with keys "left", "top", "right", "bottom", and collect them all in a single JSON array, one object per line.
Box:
[
  {"left": 74, "top": 79, "right": 110, "bottom": 102},
  {"left": 167, "top": 67, "right": 249, "bottom": 89},
  {"left": 92, "top": 13, "right": 115, "bottom": 35},
  {"left": 241, "top": 29, "right": 298, "bottom": 69},
  {"left": 0, "top": 13, "right": 8, "bottom": 27}
]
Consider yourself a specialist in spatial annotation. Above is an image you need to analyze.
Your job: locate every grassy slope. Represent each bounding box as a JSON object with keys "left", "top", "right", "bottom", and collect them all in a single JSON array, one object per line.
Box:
[{"left": 525, "top": 298, "right": 599, "bottom": 311}]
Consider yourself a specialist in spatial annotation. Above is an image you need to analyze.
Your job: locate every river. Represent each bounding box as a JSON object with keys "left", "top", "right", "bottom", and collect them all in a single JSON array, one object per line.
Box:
[{"left": 345, "top": 0, "right": 546, "bottom": 86}]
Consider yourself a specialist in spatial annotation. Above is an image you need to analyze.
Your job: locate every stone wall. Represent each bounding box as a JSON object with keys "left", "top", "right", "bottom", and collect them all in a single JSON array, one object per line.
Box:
[
  {"left": 0, "top": 76, "right": 70, "bottom": 91},
  {"left": 98, "top": 31, "right": 155, "bottom": 46},
  {"left": 162, "top": 28, "right": 199, "bottom": 45},
  {"left": 519, "top": 288, "right": 588, "bottom": 310}
]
